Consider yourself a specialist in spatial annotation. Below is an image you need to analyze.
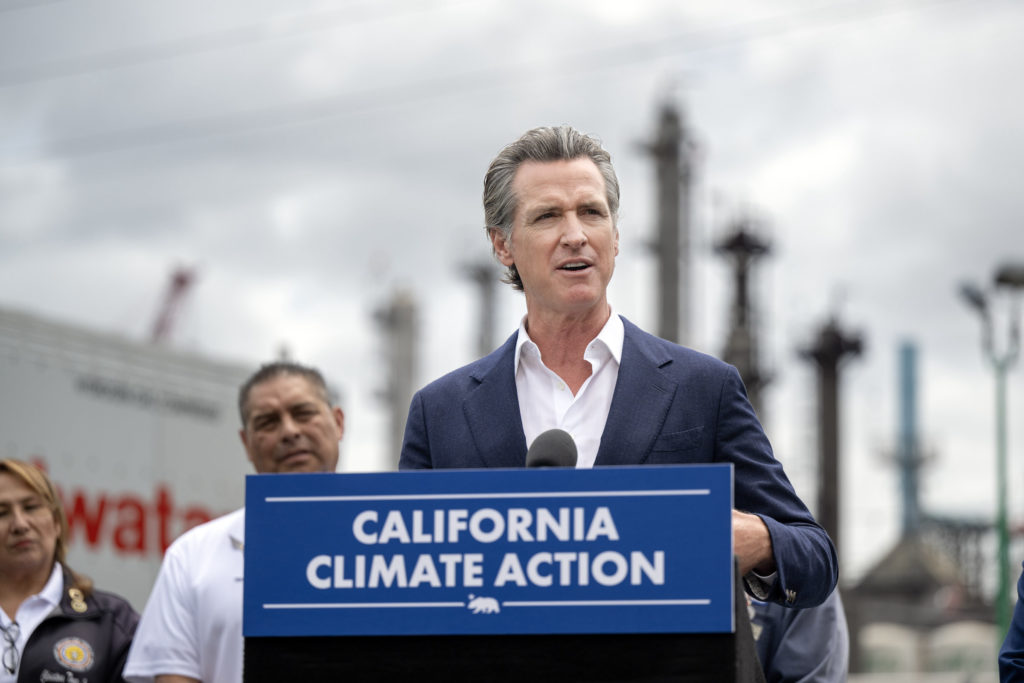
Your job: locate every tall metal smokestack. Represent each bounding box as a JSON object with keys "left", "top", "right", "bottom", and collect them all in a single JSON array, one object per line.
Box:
[
  {"left": 898, "top": 341, "right": 923, "bottom": 537},
  {"left": 641, "top": 103, "right": 696, "bottom": 345},
  {"left": 799, "top": 317, "right": 863, "bottom": 558}
]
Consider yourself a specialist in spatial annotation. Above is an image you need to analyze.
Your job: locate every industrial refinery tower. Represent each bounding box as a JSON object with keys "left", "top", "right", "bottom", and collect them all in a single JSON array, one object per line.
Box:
[{"left": 715, "top": 221, "right": 772, "bottom": 420}]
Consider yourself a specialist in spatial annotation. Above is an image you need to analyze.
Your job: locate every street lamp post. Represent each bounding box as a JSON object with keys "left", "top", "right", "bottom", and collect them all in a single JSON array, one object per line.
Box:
[{"left": 960, "top": 263, "right": 1024, "bottom": 638}]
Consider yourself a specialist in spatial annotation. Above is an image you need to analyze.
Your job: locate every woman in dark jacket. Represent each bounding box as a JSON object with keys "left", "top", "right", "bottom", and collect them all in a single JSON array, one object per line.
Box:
[{"left": 0, "top": 459, "right": 138, "bottom": 682}]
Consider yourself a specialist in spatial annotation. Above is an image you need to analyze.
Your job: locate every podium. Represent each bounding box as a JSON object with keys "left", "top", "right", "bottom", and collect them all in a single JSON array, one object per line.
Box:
[{"left": 243, "top": 466, "right": 765, "bottom": 682}]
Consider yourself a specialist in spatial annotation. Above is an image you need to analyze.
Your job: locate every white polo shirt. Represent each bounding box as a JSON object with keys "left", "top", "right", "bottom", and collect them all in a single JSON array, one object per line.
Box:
[
  {"left": 0, "top": 563, "right": 62, "bottom": 683},
  {"left": 124, "top": 508, "right": 245, "bottom": 683}
]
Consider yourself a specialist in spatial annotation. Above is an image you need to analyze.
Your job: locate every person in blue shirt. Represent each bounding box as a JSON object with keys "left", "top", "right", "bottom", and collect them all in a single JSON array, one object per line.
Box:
[
  {"left": 750, "top": 589, "right": 849, "bottom": 682},
  {"left": 1000, "top": 562, "right": 1024, "bottom": 681}
]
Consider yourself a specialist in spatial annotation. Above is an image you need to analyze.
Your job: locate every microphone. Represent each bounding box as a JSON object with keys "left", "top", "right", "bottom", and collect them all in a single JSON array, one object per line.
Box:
[{"left": 525, "top": 429, "right": 578, "bottom": 468}]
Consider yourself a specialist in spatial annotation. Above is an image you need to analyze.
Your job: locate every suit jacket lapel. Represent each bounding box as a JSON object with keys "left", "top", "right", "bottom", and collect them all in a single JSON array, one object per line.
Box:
[
  {"left": 595, "top": 318, "right": 678, "bottom": 466},
  {"left": 462, "top": 333, "right": 528, "bottom": 468}
]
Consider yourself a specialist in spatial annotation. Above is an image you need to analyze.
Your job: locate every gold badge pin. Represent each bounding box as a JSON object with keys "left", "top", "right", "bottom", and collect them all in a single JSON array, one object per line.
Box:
[{"left": 69, "top": 588, "right": 88, "bottom": 613}]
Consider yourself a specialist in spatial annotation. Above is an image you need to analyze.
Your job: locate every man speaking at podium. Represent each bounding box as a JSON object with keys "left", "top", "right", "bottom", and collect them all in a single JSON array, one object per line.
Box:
[{"left": 400, "top": 126, "right": 837, "bottom": 610}]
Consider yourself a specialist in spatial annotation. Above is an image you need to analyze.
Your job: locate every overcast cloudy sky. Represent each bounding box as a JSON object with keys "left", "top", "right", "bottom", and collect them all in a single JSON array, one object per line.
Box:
[{"left": 1, "top": 0, "right": 1022, "bottom": 583}]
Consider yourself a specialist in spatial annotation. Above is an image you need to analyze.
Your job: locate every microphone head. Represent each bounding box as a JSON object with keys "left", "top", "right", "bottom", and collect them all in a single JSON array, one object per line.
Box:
[{"left": 526, "top": 429, "right": 578, "bottom": 468}]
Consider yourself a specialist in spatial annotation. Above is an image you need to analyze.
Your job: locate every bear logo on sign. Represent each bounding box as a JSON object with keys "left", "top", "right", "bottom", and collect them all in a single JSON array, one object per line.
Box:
[{"left": 467, "top": 594, "right": 500, "bottom": 614}]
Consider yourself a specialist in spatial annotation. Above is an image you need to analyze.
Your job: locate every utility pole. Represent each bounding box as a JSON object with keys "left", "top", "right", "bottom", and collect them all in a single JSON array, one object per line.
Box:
[
  {"left": 959, "top": 263, "right": 1024, "bottom": 638},
  {"left": 799, "top": 317, "right": 863, "bottom": 560},
  {"left": 641, "top": 103, "right": 697, "bottom": 345},
  {"left": 715, "top": 220, "right": 771, "bottom": 419},
  {"left": 374, "top": 289, "right": 418, "bottom": 470}
]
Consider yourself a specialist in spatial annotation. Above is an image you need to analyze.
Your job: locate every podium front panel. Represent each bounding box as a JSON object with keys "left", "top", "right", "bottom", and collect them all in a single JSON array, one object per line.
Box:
[{"left": 244, "top": 465, "right": 733, "bottom": 638}]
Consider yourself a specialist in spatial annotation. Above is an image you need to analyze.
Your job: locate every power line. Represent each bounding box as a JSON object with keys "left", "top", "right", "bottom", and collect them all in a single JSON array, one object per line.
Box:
[
  {"left": 0, "top": 0, "right": 475, "bottom": 87},
  {"left": 0, "top": 0, "right": 997, "bottom": 165}
]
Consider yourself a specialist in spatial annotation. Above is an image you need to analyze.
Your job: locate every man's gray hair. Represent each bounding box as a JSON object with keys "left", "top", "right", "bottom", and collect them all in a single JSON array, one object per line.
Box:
[
  {"left": 238, "top": 361, "right": 332, "bottom": 425},
  {"left": 483, "top": 125, "right": 620, "bottom": 291}
]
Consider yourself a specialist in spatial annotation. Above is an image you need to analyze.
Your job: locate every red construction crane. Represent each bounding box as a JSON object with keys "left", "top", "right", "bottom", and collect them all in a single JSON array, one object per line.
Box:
[{"left": 150, "top": 267, "right": 196, "bottom": 344}]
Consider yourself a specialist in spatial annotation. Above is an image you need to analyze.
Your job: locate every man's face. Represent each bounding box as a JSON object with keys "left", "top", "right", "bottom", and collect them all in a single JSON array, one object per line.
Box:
[
  {"left": 239, "top": 374, "right": 344, "bottom": 474},
  {"left": 491, "top": 158, "right": 618, "bottom": 319}
]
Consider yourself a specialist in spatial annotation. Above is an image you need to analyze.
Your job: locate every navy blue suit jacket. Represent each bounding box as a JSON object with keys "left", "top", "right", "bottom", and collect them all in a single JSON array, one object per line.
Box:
[
  {"left": 1000, "top": 562, "right": 1024, "bottom": 681},
  {"left": 400, "top": 316, "right": 838, "bottom": 608}
]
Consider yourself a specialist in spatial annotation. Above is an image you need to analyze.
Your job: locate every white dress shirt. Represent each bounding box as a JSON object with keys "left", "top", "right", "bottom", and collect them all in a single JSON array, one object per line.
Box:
[{"left": 514, "top": 311, "right": 623, "bottom": 469}]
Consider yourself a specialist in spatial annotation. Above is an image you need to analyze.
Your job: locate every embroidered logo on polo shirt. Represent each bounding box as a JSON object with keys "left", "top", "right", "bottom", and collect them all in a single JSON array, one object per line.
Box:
[{"left": 53, "top": 637, "right": 95, "bottom": 671}]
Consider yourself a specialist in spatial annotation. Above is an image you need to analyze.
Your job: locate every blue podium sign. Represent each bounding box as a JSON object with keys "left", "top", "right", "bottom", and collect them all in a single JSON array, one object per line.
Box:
[{"left": 243, "top": 465, "right": 733, "bottom": 637}]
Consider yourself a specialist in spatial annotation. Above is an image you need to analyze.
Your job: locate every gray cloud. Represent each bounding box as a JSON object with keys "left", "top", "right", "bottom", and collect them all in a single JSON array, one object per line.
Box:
[{"left": 1, "top": 0, "right": 1022, "bottom": 582}]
